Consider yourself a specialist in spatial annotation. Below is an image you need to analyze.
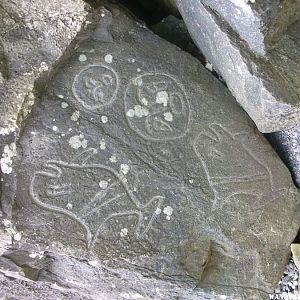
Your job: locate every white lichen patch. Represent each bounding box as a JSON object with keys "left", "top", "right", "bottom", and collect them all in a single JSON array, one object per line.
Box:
[
  {"left": 100, "top": 139, "right": 106, "bottom": 150},
  {"left": 163, "top": 112, "right": 173, "bottom": 122},
  {"left": 88, "top": 260, "right": 98, "bottom": 267},
  {"left": 141, "top": 98, "right": 148, "bottom": 106},
  {"left": 61, "top": 102, "right": 69, "bottom": 108},
  {"left": 120, "top": 164, "right": 130, "bottom": 175},
  {"left": 68, "top": 134, "right": 88, "bottom": 149},
  {"left": 163, "top": 206, "right": 173, "bottom": 220},
  {"left": 2, "top": 219, "right": 11, "bottom": 227},
  {"left": 101, "top": 115, "right": 108, "bottom": 123},
  {"left": 0, "top": 127, "right": 15, "bottom": 136},
  {"left": 70, "top": 111, "right": 80, "bottom": 122},
  {"left": 66, "top": 203, "right": 73, "bottom": 210},
  {"left": 156, "top": 91, "right": 169, "bottom": 107},
  {"left": 155, "top": 207, "right": 162, "bottom": 215},
  {"left": 39, "top": 61, "right": 49, "bottom": 72},
  {"left": 127, "top": 105, "right": 149, "bottom": 118},
  {"left": 99, "top": 180, "right": 108, "bottom": 189},
  {"left": 120, "top": 228, "right": 128, "bottom": 237},
  {"left": 109, "top": 155, "right": 117, "bottom": 163},
  {"left": 29, "top": 252, "right": 44, "bottom": 259},
  {"left": 57, "top": 94, "right": 64, "bottom": 99},
  {"left": 105, "top": 54, "right": 113, "bottom": 64},
  {"left": 0, "top": 143, "right": 17, "bottom": 174},
  {"left": 52, "top": 126, "right": 58, "bottom": 131},
  {"left": 137, "top": 68, "right": 141, "bottom": 73},
  {"left": 78, "top": 54, "right": 87, "bottom": 62},
  {"left": 126, "top": 109, "right": 135, "bottom": 118},
  {"left": 14, "top": 232, "right": 22, "bottom": 241}
]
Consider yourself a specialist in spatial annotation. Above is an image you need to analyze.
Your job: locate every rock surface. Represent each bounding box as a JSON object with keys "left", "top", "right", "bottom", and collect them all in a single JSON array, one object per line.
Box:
[
  {"left": 266, "top": 124, "right": 300, "bottom": 189},
  {"left": 0, "top": 250, "right": 233, "bottom": 300},
  {"left": 0, "top": 0, "right": 88, "bottom": 132},
  {"left": 172, "top": 0, "right": 300, "bottom": 133},
  {"left": 0, "top": 4, "right": 298, "bottom": 300}
]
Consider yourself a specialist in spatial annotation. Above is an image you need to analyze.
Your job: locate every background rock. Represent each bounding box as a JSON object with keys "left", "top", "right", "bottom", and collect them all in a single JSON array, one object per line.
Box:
[
  {"left": 172, "top": 0, "right": 300, "bottom": 133},
  {"left": 4, "top": 4, "right": 299, "bottom": 299}
]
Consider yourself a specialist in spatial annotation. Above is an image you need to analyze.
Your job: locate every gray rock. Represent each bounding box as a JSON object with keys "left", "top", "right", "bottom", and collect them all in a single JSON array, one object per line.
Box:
[
  {"left": 171, "top": 0, "right": 300, "bottom": 133},
  {"left": 266, "top": 124, "right": 300, "bottom": 189},
  {"left": 3, "top": 4, "right": 300, "bottom": 300},
  {"left": 0, "top": 0, "right": 89, "bottom": 218},
  {"left": 151, "top": 15, "right": 205, "bottom": 64},
  {"left": 0, "top": 251, "right": 233, "bottom": 300},
  {"left": 0, "top": 0, "right": 89, "bottom": 133}
]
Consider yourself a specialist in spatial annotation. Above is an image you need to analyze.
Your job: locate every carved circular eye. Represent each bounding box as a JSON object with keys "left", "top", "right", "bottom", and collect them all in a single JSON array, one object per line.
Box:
[
  {"left": 124, "top": 73, "right": 190, "bottom": 141},
  {"left": 72, "top": 65, "right": 119, "bottom": 111}
]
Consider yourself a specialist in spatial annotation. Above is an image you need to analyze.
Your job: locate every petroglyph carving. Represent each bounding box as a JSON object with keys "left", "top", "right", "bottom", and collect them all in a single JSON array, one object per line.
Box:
[
  {"left": 124, "top": 73, "right": 190, "bottom": 141},
  {"left": 72, "top": 65, "right": 119, "bottom": 111},
  {"left": 192, "top": 124, "right": 278, "bottom": 209},
  {"left": 30, "top": 148, "right": 164, "bottom": 249}
]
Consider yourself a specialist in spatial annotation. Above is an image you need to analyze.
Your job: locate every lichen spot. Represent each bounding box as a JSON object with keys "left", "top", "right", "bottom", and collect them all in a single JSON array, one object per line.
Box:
[
  {"left": 105, "top": 54, "right": 113, "bottom": 64},
  {"left": 141, "top": 98, "right": 148, "bottom": 106},
  {"left": 109, "top": 155, "right": 117, "bottom": 163},
  {"left": 68, "top": 134, "right": 88, "bottom": 149},
  {"left": 99, "top": 180, "right": 108, "bottom": 189},
  {"left": 100, "top": 139, "right": 106, "bottom": 150},
  {"left": 126, "top": 109, "right": 135, "bottom": 118},
  {"left": 78, "top": 54, "right": 87, "bottom": 62},
  {"left": 101, "top": 115, "right": 108, "bottom": 124},
  {"left": 0, "top": 143, "right": 17, "bottom": 174},
  {"left": 120, "top": 228, "right": 128, "bottom": 237},
  {"left": 156, "top": 91, "right": 169, "bottom": 107},
  {"left": 155, "top": 207, "right": 162, "bottom": 215},
  {"left": 120, "top": 164, "right": 130, "bottom": 175},
  {"left": 163, "top": 206, "right": 173, "bottom": 220},
  {"left": 66, "top": 203, "right": 73, "bottom": 210},
  {"left": 61, "top": 102, "right": 68, "bottom": 108},
  {"left": 163, "top": 112, "right": 173, "bottom": 122},
  {"left": 70, "top": 111, "right": 80, "bottom": 122}
]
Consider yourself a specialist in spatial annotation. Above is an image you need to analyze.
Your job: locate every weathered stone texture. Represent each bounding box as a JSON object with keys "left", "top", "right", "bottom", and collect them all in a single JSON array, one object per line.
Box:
[
  {"left": 0, "top": 0, "right": 88, "bottom": 132},
  {"left": 2, "top": 5, "right": 298, "bottom": 300},
  {"left": 172, "top": 0, "right": 300, "bottom": 133}
]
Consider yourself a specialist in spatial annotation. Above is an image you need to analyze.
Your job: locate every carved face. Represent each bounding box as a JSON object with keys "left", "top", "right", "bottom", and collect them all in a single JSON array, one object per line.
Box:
[{"left": 72, "top": 65, "right": 119, "bottom": 111}]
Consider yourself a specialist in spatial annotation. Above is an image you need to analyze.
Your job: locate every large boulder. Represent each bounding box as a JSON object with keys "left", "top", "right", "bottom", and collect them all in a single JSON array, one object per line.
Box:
[
  {"left": 171, "top": 0, "right": 300, "bottom": 133},
  {"left": 2, "top": 4, "right": 298, "bottom": 299}
]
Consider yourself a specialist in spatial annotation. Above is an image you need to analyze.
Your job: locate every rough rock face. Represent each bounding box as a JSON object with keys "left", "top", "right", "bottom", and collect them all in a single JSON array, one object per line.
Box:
[
  {"left": 173, "top": 0, "right": 300, "bottom": 133},
  {"left": 0, "top": 250, "right": 234, "bottom": 300},
  {"left": 1, "top": 4, "right": 298, "bottom": 300},
  {"left": 0, "top": 0, "right": 88, "bottom": 133}
]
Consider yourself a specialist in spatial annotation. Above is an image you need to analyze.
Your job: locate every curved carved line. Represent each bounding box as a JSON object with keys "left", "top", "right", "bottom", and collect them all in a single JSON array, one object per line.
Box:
[{"left": 30, "top": 171, "right": 93, "bottom": 249}]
